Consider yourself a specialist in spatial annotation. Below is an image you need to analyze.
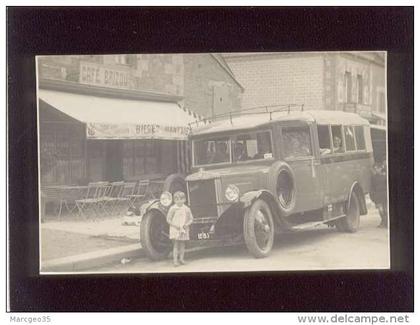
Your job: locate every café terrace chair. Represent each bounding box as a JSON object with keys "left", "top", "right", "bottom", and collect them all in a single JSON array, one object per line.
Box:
[
  {"left": 75, "top": 181, "right": 109, "bottom": 218},
  {"left": 100, "top": 181, "right": 125, "bottom": 216},
  {"left": 127, "top": 180, "right": 150, "bottom": 209},
  {"left": 114, "top": 182, "right": 137, "bottom": 215}
]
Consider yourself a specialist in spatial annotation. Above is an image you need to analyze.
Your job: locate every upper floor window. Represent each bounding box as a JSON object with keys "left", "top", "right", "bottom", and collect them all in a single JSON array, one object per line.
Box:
[{"left": 282, "top": 126, "right": 312, "bottom": 159}]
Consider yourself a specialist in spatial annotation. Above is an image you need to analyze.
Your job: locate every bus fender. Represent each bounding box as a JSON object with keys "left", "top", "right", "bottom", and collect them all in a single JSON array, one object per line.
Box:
[
  {"left": 142, "top": 199, "right": 170, "bottom": 217},
  {"left": 348, "top": 182, "right": 367, "bottom": 215},
  {"left": 240, "top": 190, "right": 271, "bottom": 207},
  {"left": 240, "top": 190, "right": 286, "bottom": 228}
]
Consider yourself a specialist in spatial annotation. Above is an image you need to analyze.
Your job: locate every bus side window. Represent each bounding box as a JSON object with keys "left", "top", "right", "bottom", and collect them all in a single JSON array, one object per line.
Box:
[
  {"left": 355, "top": 126, "right": 366, "bottom": 150},
  {"left": 282, "top": 126, "right": 312, "bottom": 159},
  {"left": 317, "top": 125, "right": 332, "bottom": 155},
  {"left": 344, "top": 126, "right": 356, "bottom": 151},
  {"left": 331, "top": 125, "right": 344, "bottom": 153}
]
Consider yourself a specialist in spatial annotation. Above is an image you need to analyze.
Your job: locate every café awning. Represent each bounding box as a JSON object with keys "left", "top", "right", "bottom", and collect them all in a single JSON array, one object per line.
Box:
[{"left": 38, "top": 89, "right": 197, "bottom": 140}]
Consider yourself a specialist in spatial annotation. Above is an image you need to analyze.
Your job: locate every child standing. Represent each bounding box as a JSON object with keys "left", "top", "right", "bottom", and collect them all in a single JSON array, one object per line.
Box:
[{"left": 166, "top": 191, "right": 193, "bottom": 266}]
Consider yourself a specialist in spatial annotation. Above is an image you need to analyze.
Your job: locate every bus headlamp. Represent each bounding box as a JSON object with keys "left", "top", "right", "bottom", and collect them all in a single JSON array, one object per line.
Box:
[
  {"left": 225, "top": 184, "right": 240, "bottom": 202},
  {"left": 160, "top": 191, "right": 173, "bottom": 207}
]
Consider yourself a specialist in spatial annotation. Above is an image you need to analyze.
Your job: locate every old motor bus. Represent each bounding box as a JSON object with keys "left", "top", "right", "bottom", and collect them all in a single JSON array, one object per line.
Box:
[{"left": 140, "top": 107, "right": 375, "bottom": 259}]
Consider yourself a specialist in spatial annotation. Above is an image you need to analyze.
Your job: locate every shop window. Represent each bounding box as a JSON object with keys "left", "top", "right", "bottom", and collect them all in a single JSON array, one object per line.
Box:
[
  {"left": 317, "top": 125, "right": 332, "bottom": 155},
  {"left": 40, "top": 123, "right": 86, "bottom": 185},
  {"left": 56, "top": 130, "right": 69, "bottom": 158},
  {"left": 68, "top": 124, "right": 84, "bottom": 158},
  {"left": 344, "top": 126, "right": 356, "bottom": 151},
  {"left": 87, "top": 141, "right": 105, "bottom": 182},
  {"left": 122, "top": 141, "right": 134, "bottom": 179},
  {"left": 355, "top": 126, "right": 366, "bottom": 150},
  {"left": 331, "top": 125, "right": 344, "bottom": 153},
  {"left": 88, "top": 141, "right": 105, "bottom": 158},
  {"left": 137, "top": 141, "right": 158, "bottom": 174},
  {"left": 123, "top": 140, "right": 161, "bottom": 179},
  {"left": 282, "top": 126, "right": 312, "bottom": 159},
  {"left": 40, "top": 124, "right": 58, "bottom": 184}
]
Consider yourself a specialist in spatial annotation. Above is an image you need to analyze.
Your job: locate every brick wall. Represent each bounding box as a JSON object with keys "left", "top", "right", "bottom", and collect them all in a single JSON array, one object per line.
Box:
[
  {"left": 133, "top": 54, "right": 184, "bottom": 96},
  {"left": 225, "top": 54, "right": 325, "bottom": 111},
  {"left": 323, "top": 54, "right": 338, "bottom": 111},
  {"left": 183, "top": 54, "right": 243, "bottom": 118}
]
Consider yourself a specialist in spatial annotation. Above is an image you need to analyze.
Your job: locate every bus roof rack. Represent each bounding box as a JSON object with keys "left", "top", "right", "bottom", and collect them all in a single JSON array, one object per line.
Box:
[{"left": 188, "top": 103, "right": 304, "bottom": 129}]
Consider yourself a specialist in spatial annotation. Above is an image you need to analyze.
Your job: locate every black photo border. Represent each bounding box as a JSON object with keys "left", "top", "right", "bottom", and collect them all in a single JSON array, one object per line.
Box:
[{"left": 7, "top": 6, "right": 414, "bottom": 312}]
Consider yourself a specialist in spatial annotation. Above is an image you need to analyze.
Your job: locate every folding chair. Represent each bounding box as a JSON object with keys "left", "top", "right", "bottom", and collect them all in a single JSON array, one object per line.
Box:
[
  {"left": 100, "top": 181, "right": 125, "bottom": 216},
  {"left": 75, "top": 182, "right": 108, "bottom": 218},
  {"left": 114, "top": 182, "right": 136, "bottom": 215},
  {"left": 127, "top": 180, "right": 150, "bottom": 209}
]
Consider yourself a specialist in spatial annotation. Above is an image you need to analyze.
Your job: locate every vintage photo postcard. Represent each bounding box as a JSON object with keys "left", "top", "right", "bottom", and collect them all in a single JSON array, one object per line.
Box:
[{"left": 37, "top": 52, "right": 389, "bottom": 274}]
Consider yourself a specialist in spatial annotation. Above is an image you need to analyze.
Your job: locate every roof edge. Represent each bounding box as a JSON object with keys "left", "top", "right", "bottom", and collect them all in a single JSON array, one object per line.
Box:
[{"left": 210, "top": 54, "right": 245, "bottom": 91}]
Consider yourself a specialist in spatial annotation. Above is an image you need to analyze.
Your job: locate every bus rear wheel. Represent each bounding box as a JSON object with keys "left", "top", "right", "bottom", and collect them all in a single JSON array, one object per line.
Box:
[{"left": 336, "top": 192, "right": 360, "bottom": 233}]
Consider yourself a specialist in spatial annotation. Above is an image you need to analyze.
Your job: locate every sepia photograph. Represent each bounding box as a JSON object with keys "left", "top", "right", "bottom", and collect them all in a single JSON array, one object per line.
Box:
[
  {"left": 7, "top": 5, "right": 414, "bottom": 313},
  {"left": 37, "top": 51, "right": 389, "bottom": 274}
]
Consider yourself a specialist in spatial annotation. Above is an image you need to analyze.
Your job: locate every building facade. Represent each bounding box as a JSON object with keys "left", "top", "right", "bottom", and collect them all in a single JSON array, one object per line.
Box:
[
  {"left": 38, "top": 54, "right": 243, "bottom": 185},
  {"left": 223, "top": 52, "right": 386, "bottom": 126},
  {"left": 183, "top": 54, "right": 243, "bottom": 118}
]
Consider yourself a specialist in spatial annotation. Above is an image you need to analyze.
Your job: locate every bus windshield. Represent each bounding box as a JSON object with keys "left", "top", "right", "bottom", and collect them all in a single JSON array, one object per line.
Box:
[
  {"left": 193, "top": 131, "right": 273, "bottom": 166},
  {"left": 193, "top": 138, "right": 231, "bottom": 165}
]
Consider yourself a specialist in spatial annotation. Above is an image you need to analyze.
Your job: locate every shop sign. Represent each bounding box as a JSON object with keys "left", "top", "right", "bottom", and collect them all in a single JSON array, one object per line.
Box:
[
  {"left": 79, "top": 62, "right": 135, "bottom": 89},
  {"left": 86, "top": 123, "right": 190, "bottom": 140}
]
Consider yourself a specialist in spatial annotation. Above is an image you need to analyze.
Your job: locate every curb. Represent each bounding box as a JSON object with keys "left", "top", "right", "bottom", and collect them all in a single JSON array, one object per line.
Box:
[{"left": 41, "top": 243, "right": 144, "bottom": 272}]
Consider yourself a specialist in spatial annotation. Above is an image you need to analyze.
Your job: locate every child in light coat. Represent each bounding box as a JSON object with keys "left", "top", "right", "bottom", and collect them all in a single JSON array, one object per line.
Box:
[{"left": 166, "top": 191, "right": 193, "bottom": 266}]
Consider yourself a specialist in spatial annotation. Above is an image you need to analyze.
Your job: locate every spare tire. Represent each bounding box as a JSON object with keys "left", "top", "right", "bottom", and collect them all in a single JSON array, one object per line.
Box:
[
  {"left": 163, "top": 173, "right": 187, "bottom": 195},
  {"left": 267, "top": 161, "right": 297, "bottom": 215}
]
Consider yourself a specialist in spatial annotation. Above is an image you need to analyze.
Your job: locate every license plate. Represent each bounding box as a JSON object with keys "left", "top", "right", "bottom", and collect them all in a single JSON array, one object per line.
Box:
[{"left": 197, "top": 232, "right": 210, "bottom": 240}]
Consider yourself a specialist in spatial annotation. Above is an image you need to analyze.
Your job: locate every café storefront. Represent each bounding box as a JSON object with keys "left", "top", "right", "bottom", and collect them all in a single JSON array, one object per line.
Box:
[{"left": 38, "top": 87, "right": 196, "bottom": 186}]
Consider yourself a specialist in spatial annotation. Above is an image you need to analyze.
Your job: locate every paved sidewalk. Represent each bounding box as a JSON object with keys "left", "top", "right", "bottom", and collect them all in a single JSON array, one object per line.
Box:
[
  {"left": 40, "top": 228, "right": 134, "bottom": 262},
  {"left": 42, "top": 216, "right": 141, "bottom": 241},
  {"left": 40, "top": 215, "right": 142, "bottom": 268}
]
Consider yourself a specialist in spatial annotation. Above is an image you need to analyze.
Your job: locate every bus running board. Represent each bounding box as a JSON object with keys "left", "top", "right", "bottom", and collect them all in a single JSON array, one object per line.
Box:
[{"left": 290, "top": 215, "right": 346, "bottom": 230}]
